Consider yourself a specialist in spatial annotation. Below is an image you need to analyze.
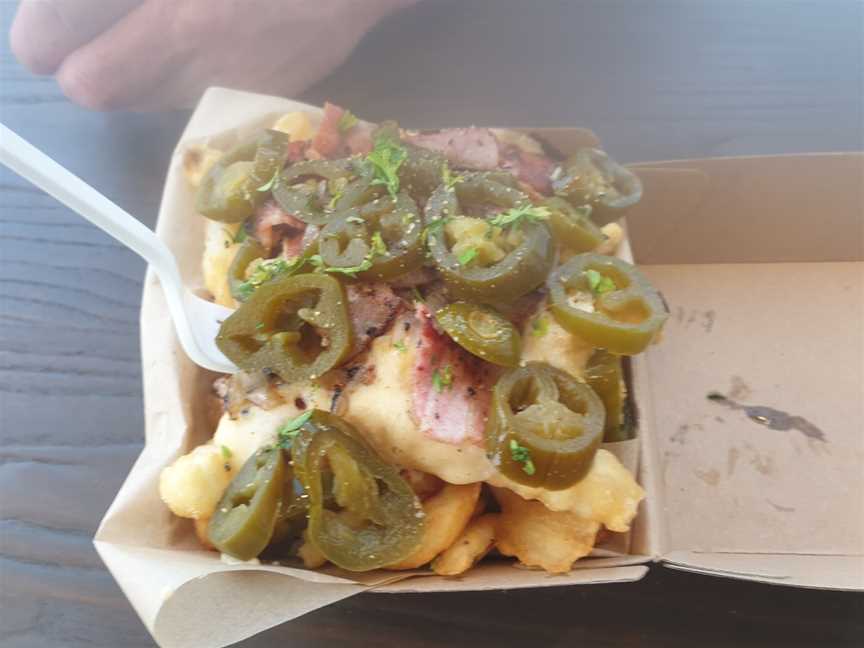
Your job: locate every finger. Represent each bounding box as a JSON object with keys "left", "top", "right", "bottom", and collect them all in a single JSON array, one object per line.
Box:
[
  {"left": 55, "top": 0, "right": 189, "bottom": 110},
  {"left": 10, "top": 0, "right": 142, "bottom": 75}
]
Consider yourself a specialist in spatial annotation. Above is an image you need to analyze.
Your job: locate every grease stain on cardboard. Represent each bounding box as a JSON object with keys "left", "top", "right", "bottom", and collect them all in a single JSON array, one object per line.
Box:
[
  {"left": 706, "top": 391, "right": 827, "bottom": 443},
  {"left": 695, "top": 468, "right": 721, "bottom": 486}
]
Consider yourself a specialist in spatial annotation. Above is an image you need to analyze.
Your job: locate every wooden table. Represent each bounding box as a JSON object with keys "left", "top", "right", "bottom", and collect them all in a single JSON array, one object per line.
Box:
[{"left": 1, "top": 1, "right": 862, "bottom": 645}]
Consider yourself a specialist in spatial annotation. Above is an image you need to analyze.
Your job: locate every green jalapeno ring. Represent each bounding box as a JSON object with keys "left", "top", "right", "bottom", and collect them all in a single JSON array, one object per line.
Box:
[
  {"left": 228, "top": 238, "right": 266, "bottom": 302},
  {"left": 272, "top": 159, "right": 358, "bottom": 225},
  {"left": 584, "top": 350, "right": 629, "bottom": 442},
  {"left": 216, "top": 273, "right": 353, "bottom": 382},
  {"left": 547, "top": 253, "right": 668, "bottom": 355},
  {"left": 552, "top": 148, "right": 642, "bottom": 227},
  {"left": 486, "top": 362, "right": 605, "bottom": 490},
  {"left": 291, "top": 410, "right": 424, "bottom": 571},
  {"left": 542, "top": 196, "right": 605, "bottom": 253},
  {"left": 319, "top": 192, "right": 425, "bottom": 281},
  {"left": 207, "top": 446, "right": 285, "bottom": 560},
  {"left": 436, "top": 301, "right": 521, "bottom": 367},
  {"left": 196, "top": 130, "right": 291, "bottom": 223},
  {"left": 426, "top": 176, "right": 554, "bottom": 302}
]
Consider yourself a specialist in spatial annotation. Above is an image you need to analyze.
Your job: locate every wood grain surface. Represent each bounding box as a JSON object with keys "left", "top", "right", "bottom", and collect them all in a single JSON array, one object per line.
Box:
[{"left": 1, "top": 1, "right": 862, "bottom": 646}]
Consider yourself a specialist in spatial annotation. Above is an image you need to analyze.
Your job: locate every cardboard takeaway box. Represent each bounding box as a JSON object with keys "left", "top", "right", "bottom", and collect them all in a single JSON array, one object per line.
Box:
[{"left": 93, "top": 88, "right": 864, "bottom": 648}]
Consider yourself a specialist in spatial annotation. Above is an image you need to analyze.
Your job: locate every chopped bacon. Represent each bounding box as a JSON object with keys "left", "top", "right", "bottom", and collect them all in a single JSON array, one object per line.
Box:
[
  {"left": 345, "top": 282, "right": 404, "bottom": 358},
  {"left": 286, "top": 140, "right": 309, "bottom": 163},
  {"left": 406, "top": 127, "right": 500, "bottom": 170},
  {"left": 344, "top": 120, "right": 375, "bottom": 155},
  {"left": 499, "top": 145, "right": 555, "bottom": 194},
  {"left": 252, "top": 200, "right": 306, "bottom": 252},
  {"left": 310, "top": 102, "right": 373, "bottom": 158},
  {"left": 311, "top": 101, "right": 345, "bottom": 158},
  {"left": 411, "top": 304, "right": 491, "bottom": 445}
]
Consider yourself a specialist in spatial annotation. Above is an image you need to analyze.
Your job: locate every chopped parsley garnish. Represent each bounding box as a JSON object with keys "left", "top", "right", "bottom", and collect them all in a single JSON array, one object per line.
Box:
[
  {"left": 338, "top": 109, "right": 359, "bottom": 132},
  {"left": 393, "top": 340, "right": 407, "bottom": 353},
  {"left": 489, "top": 203, "right": 550, "bottom": 230},
  {"left": 308, "top": 232, "right": 385, "bottom": 279},
  {"left": 585, "top": 269, "right": 616, "bottom": 295},
  {"left": 365, "top": 134, "right": 407, "bottom": 197},
  {"left": 531, "top": 316, "right": 549, "bottom": 337},
  {"left": 509, "top": 439, "right": 536, "bottom": 475},
  {"left": 220, "top": 445, "right": 232, "bottom": 460},
  {"left": 457, "top": 247, "right": 479, "bottom": 266},
  {"left": 236, "top": 257, "right": 300, "bottom": 299},
  {"left": 256, "top": 168, "right": 280, "bottom": 193},
  {"left": 309, "top": 253, "right": 373, "bottom": 278},
  {"left": 232, "top": 227, "right": 248, "bottom": 244},
  {"left": 412, "top": 287, "right": 425, "bottom": 303},
  {"left": 441, "top": 161, "right": 465, "bottom": 188},
  {"left": 370, "top": 231, "right": 387, "bottom": 257},
  {"left": 276, "top": 410, "right": 314, "bottom": 449},
  {"left": 432, "top": 365, "right": 453, "bottom": 392}
]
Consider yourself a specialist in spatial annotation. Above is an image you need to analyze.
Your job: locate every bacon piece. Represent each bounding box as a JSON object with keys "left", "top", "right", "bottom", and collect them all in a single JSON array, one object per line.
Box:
[
  {"left": 345, "top": 282, "right": 403, "bottom": 358},
  {"left": 344, "top": 120, "right": 375, "bottom": 155},
  {"left": 406, "top": 127, "right": 500, "bottom": 170},
  {"left": 500, "top": 145, "right": 555, "bottom": 194},
  {"left": 311, "top": 101, "right": 345, "bottom": 158},
  {"left": 252, "top": 200, "right": 306, "bottom": 252},
  {"left": 310, "top": 102, "right": 374, "bottom": 158},
  {"left": 411, "top": 304, "right": 491, "bottom": 445}
]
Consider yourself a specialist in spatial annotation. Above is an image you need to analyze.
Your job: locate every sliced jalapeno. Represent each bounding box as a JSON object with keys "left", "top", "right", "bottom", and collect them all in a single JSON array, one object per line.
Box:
[
  {"left": 319, "top": 192, "right": 424, "bottom": 280},
  {"left": 547, "top": 253, "right": 667, "bottom": 355},
  {"left": 207, "top": 446, "right": 285, "bottom": 560},
  {"left": 426, "top": 175, "right": 554, "bottom": 302},
  {"left": 486, "top": 362, "right": 605, "bottom": 490},
  {"left": 216, "top": 273, "right": 352, "bottom": 382},
  {"left": 196, "top": 130, "right": 291, "bottom": 223},
  {"left": 291, "top": 410, "right": 424, "bottom": 571},
  {"left": 542, "top": 196, "right": 605, "bottom": 253},
  {"left": 272, "top": 159, "right": 356, "bottom": 225},
  {"left": 551, "top": 148, "right": 642, "bottom": 226},
  {"left": 584, "top": 350, "right": 629, "bottom": 442},
  {"left": 436, "top": 302, "right": 521, "bottom": 367}
]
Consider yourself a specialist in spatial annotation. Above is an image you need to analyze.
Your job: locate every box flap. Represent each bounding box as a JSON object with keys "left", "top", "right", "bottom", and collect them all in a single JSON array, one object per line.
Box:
[
  {"left": 374, "top": 560, "right": 649, "bottom": 593},
  {"left": 626, "top": 154, "right": 864, "bottom": 264},
  {"left": 663, "top": 552, "right": 863, "bottom": 591},
  {"left": 623, "top": 154, "right": 864, "bottom": 590}
]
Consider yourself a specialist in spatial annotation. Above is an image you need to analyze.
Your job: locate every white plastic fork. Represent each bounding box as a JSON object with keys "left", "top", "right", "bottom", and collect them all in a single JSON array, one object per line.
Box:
[{"left": 0, "top": 123, "right": 238, "bottom": 374}]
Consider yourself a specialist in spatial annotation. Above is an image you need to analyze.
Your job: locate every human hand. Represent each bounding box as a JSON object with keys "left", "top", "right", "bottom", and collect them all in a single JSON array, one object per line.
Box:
[{"left": 10, "top": 0, "right": 416, "bottom": 110}]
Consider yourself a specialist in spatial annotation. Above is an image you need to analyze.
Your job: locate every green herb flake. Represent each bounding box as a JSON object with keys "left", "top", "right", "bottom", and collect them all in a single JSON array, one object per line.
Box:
[
  {"left": 531, "top": 316, "right": 549, "bottom": 338},
  {"left": 509, "top": 439, "right": 536, "bottom": 475},
  {"left": 489, "top": 203, "right": 550, "bottom": 230},
  {"left": 432, "top": 365, "right": 453, "bottom": 392},
  {"left": 412, "top": 287, "right": 425, "bottom": 303},
  {"left": 276, "top": 410, "right": 314, "bottom": 449},
  {"left": 255, "top": 322, "right": 265, "bottom": 330},
  {"left": 441, "top": 161, "right": 465, "bottom": 188},
  {"left": 236, "top": 257, "right": 299, "bottom": 298},
  {"left": 585, "top": 269, "right": 616, "bottom": 295},
  {"left": 457, "top": 247, "right": 478, "bottom": 266},
  {"left": 256, "top": 168, "right": 281, "bottom": 193},
  {"left": 370, "top": 231, "right": 387, "bottom": 257},
  {"left": 393, "top": 340, "right": 407, "bottom": 353},
  {"left": 365, "top": 134, "right": 408, "bottom": 197},
  {"left": 338, "top": 110, "right": 359, "bottom": 133},
  {"left": 220, "top": 445, "right": 232, "bottom": 460},
  {"left": 232, "top": 227, "right": 248, "bottom": 244}
]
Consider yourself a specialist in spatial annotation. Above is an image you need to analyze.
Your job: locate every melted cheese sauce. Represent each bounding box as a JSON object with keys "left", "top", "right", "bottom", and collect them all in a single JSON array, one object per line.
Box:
[
  {"left": 342, "top": 332, "right": 494, "bottom": 485},
  {"left": 521, "top": 309, "right": 594, "bottom": 378}
]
